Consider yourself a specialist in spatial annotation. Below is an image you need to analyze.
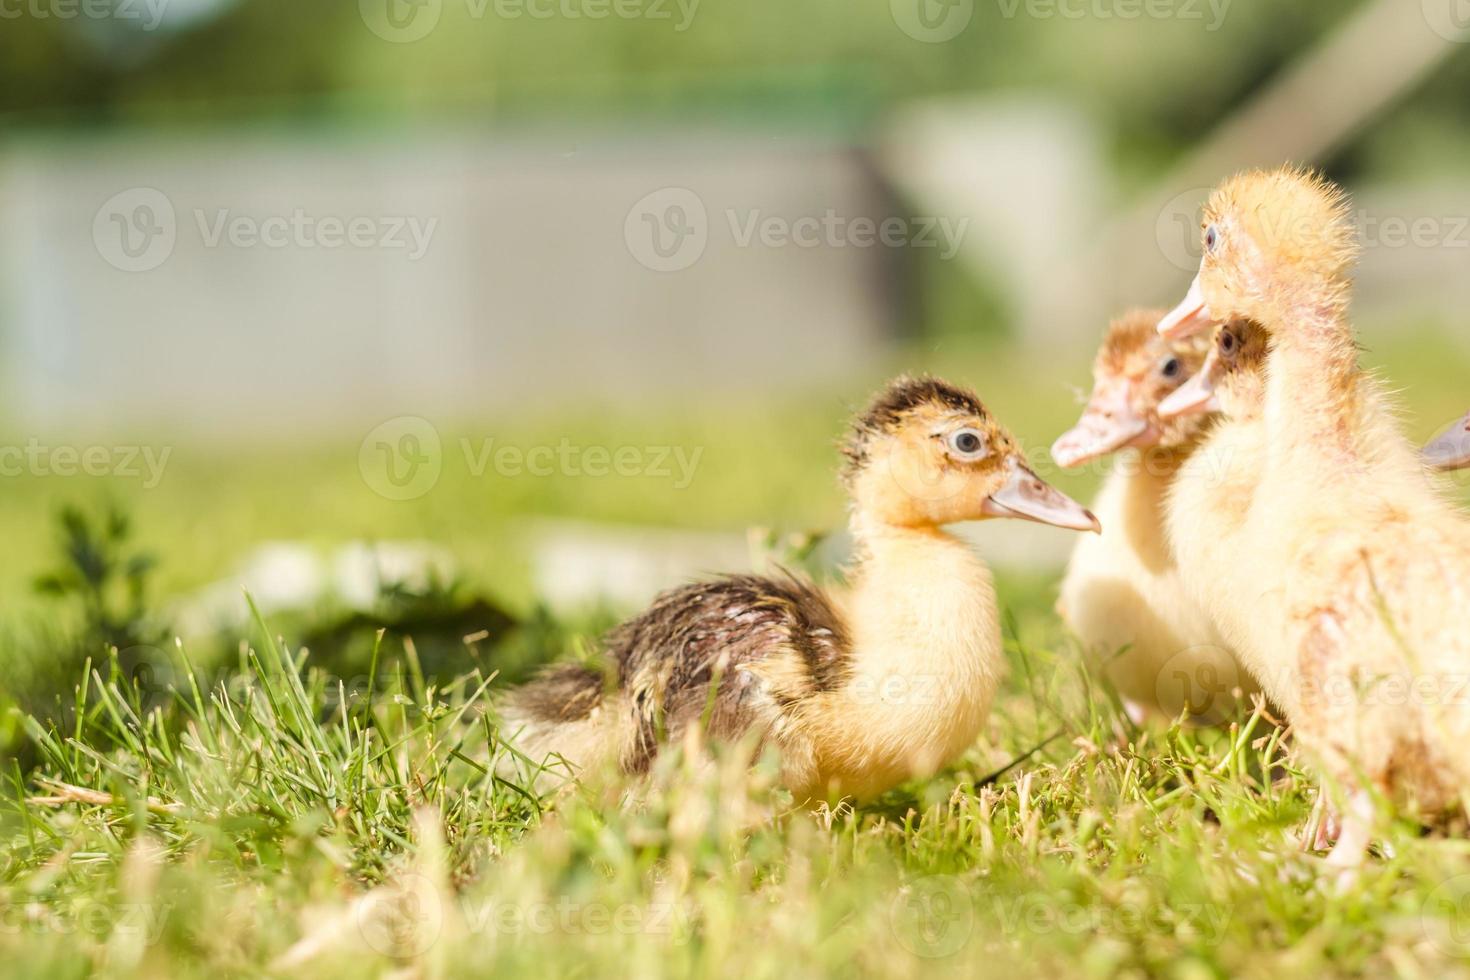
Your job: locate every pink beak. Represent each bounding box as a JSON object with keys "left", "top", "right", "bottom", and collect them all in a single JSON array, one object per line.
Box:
[
  {"left": 1158, "top": 346, "right": 1226, "bottom": 420},
  {"left": 1424, "top": 411, "right": 1470, "bottom": 472},
  {"left": 981, "top": 457, "right": 1101, "bottom": 533},
  {"left": 1050, "top": 380, "right": 1153, "bottom": 469},
  {"left": 1157, "top": 275, "right": 1215, "bottom": 341}
]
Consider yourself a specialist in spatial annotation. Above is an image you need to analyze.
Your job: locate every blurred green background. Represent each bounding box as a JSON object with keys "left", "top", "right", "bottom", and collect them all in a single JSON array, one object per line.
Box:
[{"left": 1, "top": 0, "right": 1468, "bottom": 697}]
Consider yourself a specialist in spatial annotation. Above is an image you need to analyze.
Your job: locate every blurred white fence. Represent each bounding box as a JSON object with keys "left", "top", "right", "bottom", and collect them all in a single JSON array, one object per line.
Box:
[{"left": 0, "top": 128, "right": 901, "bottom": 438}]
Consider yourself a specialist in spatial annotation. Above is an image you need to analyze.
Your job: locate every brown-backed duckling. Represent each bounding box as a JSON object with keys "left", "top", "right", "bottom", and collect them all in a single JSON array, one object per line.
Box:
[{"left": 500, "top": 376, "right": 1099, "bottom": 801}]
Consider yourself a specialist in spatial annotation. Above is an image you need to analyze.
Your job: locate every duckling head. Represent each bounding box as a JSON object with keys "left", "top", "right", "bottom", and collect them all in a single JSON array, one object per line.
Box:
[
  {"left": 1425, "top": 411, "right": 1470, "bottom": 472},
  {"left": 844, "top": 376, "right": 1100, "bottom": 533},
  {"left": 1159, "top": 166, "right": 1358, "bottom": 341},
  {"left": 1051, "top": 309, "right": 1213, "bottom": 468},
  {"left": 1158, "top": 319, "right": 1271, "bottom": 422}
]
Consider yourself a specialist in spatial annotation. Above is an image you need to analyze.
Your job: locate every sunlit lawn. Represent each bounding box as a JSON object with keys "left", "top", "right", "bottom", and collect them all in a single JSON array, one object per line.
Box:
[{"left": 2, "top": 327, "right": 1470, "bottom": 978}]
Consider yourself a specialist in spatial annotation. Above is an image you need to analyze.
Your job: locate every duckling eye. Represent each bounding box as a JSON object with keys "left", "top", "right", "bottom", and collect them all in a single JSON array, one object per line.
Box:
[
  {"left": 1160, "top": 357, "right": 1182, "bottom": 381},
  {"left": 945, "top": 427, "right": 989, "bottom": 460},
  {"left": 1219, "top": 330, "right": 1238, "bottom": 356},
  {"left": 1204, "top": 224, "right": 1219, "bottom": 253}
]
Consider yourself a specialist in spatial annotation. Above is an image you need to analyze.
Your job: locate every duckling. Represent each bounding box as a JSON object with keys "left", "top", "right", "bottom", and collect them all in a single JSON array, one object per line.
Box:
[
  {"left": 1157, "top": 166, "right": 1470, "bottom": 862},
  {"left": 1425, "top": 411, "right": 1470, "bottom": 471},
  {"left": 499, "top": 376, "right": 1100, "bottom": 802},
  {"left": 1052, "top": 310, "right": 1255, "bottom": 723}
]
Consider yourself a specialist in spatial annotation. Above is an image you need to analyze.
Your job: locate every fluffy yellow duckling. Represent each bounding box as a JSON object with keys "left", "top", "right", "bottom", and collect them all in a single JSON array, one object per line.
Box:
[
  {"left": 1052, "top": 310, "right": 1255, "bottom": 723},
  {"left": 501, "top": 376, "right": 1099, "bottom": 801},
  {"left": 1425, "top": 411, "right": 1470, "bottom": 471},
  {"left": 1158, "top": 167, "right": 1470, "bottom": 863}
]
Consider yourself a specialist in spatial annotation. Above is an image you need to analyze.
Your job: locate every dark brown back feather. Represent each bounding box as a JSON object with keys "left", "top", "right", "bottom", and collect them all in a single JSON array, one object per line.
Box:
[{"left": 606, "top": 573, "right": 851, "bottom": 773}]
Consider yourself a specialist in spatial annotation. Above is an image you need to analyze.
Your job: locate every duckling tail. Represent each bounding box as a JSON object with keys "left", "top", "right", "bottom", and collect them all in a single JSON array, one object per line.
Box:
[{"left": 496, "top": 663, "right": 627, "bottom": 790}]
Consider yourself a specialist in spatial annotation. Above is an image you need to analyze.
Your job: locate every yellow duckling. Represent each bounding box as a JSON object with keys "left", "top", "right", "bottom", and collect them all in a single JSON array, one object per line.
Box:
[
  {"left": 501, "top": 376, "right": 1099, "bottom": 801},
  {"left": 1052, "top": 309, "right": 1255, "bottom": 724},
  {"left": 1158, "top": 167, "right": 1470, "bottom": 863},
  {"left": 1425, "top": 411, "right": 1470, "bottom": 471}
]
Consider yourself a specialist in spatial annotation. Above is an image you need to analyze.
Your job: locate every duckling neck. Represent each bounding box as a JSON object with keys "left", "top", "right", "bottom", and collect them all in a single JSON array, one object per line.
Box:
[
  {"left": 842, "top": 515, "right": 1001, "bottom": 706},
  {"left": 1110, "top": 446, "right": 1193, "bottom": 567},
  {"left": 1263, "top": 300, "right": 1363, "bottom": 464}
]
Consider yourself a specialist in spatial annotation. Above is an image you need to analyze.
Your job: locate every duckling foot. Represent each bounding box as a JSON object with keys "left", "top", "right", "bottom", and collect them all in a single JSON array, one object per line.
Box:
[
  {"left": 1300, "top": 792, "right": 1341, "bottom": 853},
  {"left": 1320, "top": 791, "right": 1375, "bottom": 892},
  {"left": 1122, "top": 698, "right": 1151, "bottom": 728}
]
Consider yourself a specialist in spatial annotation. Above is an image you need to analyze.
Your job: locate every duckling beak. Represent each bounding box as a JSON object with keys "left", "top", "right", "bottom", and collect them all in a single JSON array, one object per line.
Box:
[
  {"left": 1158, "top": 348, "right": 1225, "bottom": 419},
  {"left": 1050, "top": 380, "right": 1152, "bottom": 469},
  {"left": 1158, "top": 275, "right": 1215, "bottom": 340},
  {"left": 982, "top": 458, "right": 1101, "bottom": 533},
  {"left": 1424, "top": 412, "right": 1470, "bottom": 471}
]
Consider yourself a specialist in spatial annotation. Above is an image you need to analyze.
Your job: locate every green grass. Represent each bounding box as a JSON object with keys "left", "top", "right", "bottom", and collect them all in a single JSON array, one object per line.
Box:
[
  {"left": 7, "top": 596, "right": 1470, "bottom": 978},
  {"left": 3, "top": 332, "right": 1470, "bottom": 978}
]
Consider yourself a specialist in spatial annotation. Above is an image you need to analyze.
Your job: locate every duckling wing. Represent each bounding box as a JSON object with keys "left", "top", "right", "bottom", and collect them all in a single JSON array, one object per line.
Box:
[{"left": 607, "top": 573, "right": 851, "bottom": 772}]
